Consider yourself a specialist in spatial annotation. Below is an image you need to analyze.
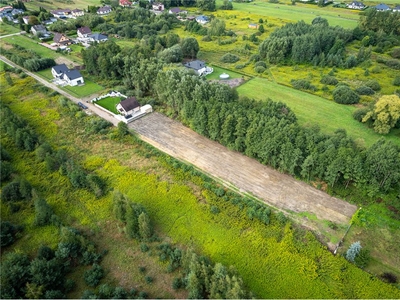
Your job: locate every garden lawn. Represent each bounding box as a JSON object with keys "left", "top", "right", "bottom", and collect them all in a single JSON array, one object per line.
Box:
[
  {"left": 0, "top": 23, "right": 20, "bottom": 36},
  {"left": 96, "top": 97, "right": 122, "bottom": 114},
  {"left": 206, "top": 65, "right": 248, "bottom": 80},
  {"left": 237, "top": 78, "right": 400, "bottom": 147},
  {"left": 63, "top": 80, "right": 105, "bottom": 98}
]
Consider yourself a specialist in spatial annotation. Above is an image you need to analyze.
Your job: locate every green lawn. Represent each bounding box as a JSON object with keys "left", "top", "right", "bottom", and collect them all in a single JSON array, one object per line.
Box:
[
  {"left": 36, "top": 68, "right": 105, "bottom": 98},
  {"left": 95, "top": 97, "right": 122, "bottom": 114},
  {"left": 0, "top": 23, "right": 20, "bottom": 36},
  {"left": 237, "top": 78, "right": 400, "bottom": 147},
  {"left": 206, "top": 65, "right": 249, "bottom": 80},
  {"left": 218, "top": 0, "right": 359, "bottom": 29}
]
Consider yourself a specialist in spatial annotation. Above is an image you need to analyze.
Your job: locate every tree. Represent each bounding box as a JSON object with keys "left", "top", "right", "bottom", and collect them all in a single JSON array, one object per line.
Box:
[
  {"left": 166, "top": 32, "right": 180, "bottom": 48},
  {"left": 1, "top": 221, "right": 21, "bottom": 247},
  {"left": 362, "top": 95, "right": 400, "bottom": 134},
  {"left": 258, "top": 24, "right": 265, "bottom": 33},
  {"left": 181, "top": 37, "right": 200, "bottom": 59},
  {"left": 208, "top": 19, "right": 225, "bottom": 36},
  {"left": 220, "top": 0, "right": 233, "bottom": 10},
  {"left": 158, "top": 44, "right": 183, "bottom": 63},
  {"left": 117, "top": 121, "right": 129, "bottom": 138},
  {"left": 332, "top": 86, "right": 359, "bottom": 104},
  {"left": 197, "top": 0, "right": 216, "bottom": 11},
  {"left": 138, "top": 211, "right": 152, "bottom": 240},
  {"left": 1, "top": 252, "right": 31, "bottom": 298},
  {"left": 84, "top": 264, "right": 104, "bottom": 287},
  {"left": 346, "top": 241, "right": 361, "bottom": 262},
  {"left": 34, "top": 198, "right": 54, "bottom": 226}
]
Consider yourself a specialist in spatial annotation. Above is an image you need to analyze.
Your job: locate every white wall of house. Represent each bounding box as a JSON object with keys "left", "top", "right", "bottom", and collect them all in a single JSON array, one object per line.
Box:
[{"left": 63, "top": 74, "right": 84, "bottom": 86}]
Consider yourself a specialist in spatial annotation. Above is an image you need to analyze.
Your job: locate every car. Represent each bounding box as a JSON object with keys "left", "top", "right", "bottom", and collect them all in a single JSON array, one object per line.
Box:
[{"left": 78, "top": 102, "right": 88, "bottom": 109}]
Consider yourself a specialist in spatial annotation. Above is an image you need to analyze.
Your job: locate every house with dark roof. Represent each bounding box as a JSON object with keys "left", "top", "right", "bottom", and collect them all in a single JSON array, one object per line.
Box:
[
  {"left": 53, "top": 33, "right": 71, "bottom": 46},
  {"left": 77, "top": 26, "right": 92, "bottom": 38},
  {"left": 89, "top": 33, "right": 108, "bottom": 43},
  {"left": 50, "top": 8, "right": 71, "bottom": 18},
  {"left": 97, "top": 5, "right": 112, "bottom": 15},
  {"left": 116, "top": 97, "right": 140, "bottom": 115},
  {"left": 184, "top": 60, "right": 208, "bottom": 75},
  {"left": 31, "top": 24, "right": 48, "bottom": 36},
  {"left": 393, "top": 5, "right": 400, "bottom": 11},
  {"left": 169, "top": 7, "right": 187, "bottom": 14},
  {"left": 375, "top": 3, "right": 390, "bottom": 11},
  {"left": 347, "top": 1, "right": 366, "bottom": 9},
  {"left": 51, "top": 64, "right": 84, "bottom": 86},
  {"left": 196, "top": 15, "right": 209, "bottom": 24}
]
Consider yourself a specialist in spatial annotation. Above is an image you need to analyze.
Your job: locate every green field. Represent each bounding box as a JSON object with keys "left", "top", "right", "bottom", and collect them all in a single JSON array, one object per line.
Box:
[
  {"left": 237, "top": 78, "right": 400, "bottom": 147},
  {"left": 96, "top": 96, "right": 122, "bottom": 114},
  {"left": 0, "top": 23, "right": 20, "bottom": 36},
  {"left": 2, "top": 74, "right": 400, "bottom": 299},
  {"left": 218, "top": 0, "right": 359, "bottom": 29}
]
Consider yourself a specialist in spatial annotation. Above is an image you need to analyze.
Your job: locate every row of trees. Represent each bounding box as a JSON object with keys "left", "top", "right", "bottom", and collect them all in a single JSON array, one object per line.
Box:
[
  {"left": 259, "top": 18, "right": 355, "bottom": 67},
  {"left": 154, "top": 69, "right": 400, "bottom": 194}
]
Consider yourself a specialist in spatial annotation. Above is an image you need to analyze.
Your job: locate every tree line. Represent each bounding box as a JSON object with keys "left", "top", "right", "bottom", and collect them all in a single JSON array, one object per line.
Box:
[{"left": 154, "top": 69, "right": 400, "bottom": 195}]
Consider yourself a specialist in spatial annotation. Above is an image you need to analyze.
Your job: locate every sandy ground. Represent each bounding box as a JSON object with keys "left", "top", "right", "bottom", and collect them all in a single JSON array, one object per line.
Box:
[{"left": 129, "top": 112, "right": 357, "bottom": 225}]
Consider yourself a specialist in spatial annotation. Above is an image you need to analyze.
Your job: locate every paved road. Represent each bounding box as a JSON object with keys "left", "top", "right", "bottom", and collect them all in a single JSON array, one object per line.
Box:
[{"left": 0, "top": 55, "right": 119, "bottom": 126}]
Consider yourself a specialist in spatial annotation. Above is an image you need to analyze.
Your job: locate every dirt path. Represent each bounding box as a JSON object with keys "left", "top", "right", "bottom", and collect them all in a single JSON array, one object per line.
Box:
[{"left": 129, "top": 113, "right": 357, "bottom": 225}]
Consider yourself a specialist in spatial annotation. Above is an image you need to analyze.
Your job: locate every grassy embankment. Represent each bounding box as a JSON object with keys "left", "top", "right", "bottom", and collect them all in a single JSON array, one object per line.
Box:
[{"left": 2, "top": 73, "right": 400, "bottom": 298}]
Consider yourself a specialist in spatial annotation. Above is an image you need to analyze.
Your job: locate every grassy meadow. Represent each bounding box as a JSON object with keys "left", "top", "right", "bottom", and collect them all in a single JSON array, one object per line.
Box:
[
  {"left": 2, "top": 73, "right": 400, "bottom": 299},
  {"left": 237, "top": 78, "right": 400, "bottom": 147},
  {"left": 0, "top": 23, "right": 20, "bottom": 36}
]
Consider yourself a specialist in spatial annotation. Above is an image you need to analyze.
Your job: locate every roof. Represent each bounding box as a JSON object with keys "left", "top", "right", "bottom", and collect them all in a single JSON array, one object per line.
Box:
[
  {"left": 350, "top": 1, "right": 364, "bottom": 5},
  {"left": 375, "top": 3, "right": 390, "bottom": 9},
  {"left": 119, "top": 0, "right": 132, "bottom": 5},
  {"left": 51, "top": 8, "right": 71, "bottom": 15},
  {"left": 196, "top": 15, "right": 209, "bottom": 21},
  {"left": 120, "top": 97, "right": 140, "bottom": 112},
  {"left": 65, "top": 69, "right": 82, "bottom": 80},
  {"left": 394, "top": 5, "right": 400, "bottom": 9},
  {"left": 97, "top": 5, "right": 111, "bottom": 13},
  {"left": 53, "top": 32, "right": 68, "bottom": 43},
  {"left": 90, "top": 33, "right": 108, "bottom": 41},
  {"left": 32, "top": 24, "right": 46, "bottom": 31},
  {"left": 169, "top": 7, "right": 182, "bottom": 13},
  {"left": 52, "top": 64, "right": 69, "bottom": 74},
  {"left": 72, "top": 8, "right": 83, "bottom": 12},
  {"left": 184, "top": 60, "right": 206, "bottom": 71},
  {"left": 0, "top": 6, "right": 13, "bottom": 13},
  {"left": 78, "top": 26, "right": 91, "bottom": 35}
]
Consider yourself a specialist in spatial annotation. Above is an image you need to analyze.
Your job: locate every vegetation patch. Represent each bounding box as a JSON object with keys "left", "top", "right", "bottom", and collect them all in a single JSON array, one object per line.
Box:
[{"left": 94, "top": 97, "right": 122, "bottom": 114}]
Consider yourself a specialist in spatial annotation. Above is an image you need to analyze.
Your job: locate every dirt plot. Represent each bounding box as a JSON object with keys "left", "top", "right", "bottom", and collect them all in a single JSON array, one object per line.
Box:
[{"left": 129, "top": 113, "right": 357, "bottom": 225}]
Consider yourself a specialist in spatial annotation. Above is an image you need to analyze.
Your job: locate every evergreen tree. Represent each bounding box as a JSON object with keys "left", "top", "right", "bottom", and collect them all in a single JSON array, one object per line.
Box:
[
  {"left": 346, "top": 241, "right": 362, "bottom": 262},
  {"left": 138, "top": 212, "right": 152, "bottom": 240}
]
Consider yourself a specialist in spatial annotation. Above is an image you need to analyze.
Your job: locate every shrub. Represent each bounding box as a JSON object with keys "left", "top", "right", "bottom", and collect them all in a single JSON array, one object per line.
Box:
[
  {"left": 0, "top": 161, "right": 13, "bottom": 182},
  {"left": 354, "top": 248, "right": 370, "bottom": 269},
  {"left": 393, "top": 76, "right": 400, "bottom": 86},
  {"left": 201, "top": 35, "right": 212, "bottom": 42},
  {"left": 320, "top": 75, "right": 338, "bottom": 86},
  {"left": 291, "top": 79, "right": 317, "bottom": 92},
  {"left": 34, "top": 198, "right": 55, "bottom": 226},
  {"left": 352, "top": 107, "right": 370, "bottom": 122},
  {"left": 386, "top": 59, "right": 400, "bottom": 70},
  {"left": 391, "top": 48, "right": 400, "bottom": 59},
  {"left": 140, "top": 243, "right": 149, "bottom": 252},
  {"left": 84, "top": 264, "right": 104, "bottom": 287},
  {"left": 172, "top": 277, "right": 183, "bottom": 290},
  {"left": 220, "top": 53, "right": 240, "bottom": 63},
  {"left": 210, "top": 205, "right": 220, "bottom": 214},
  {"left": 346, "top": 241, "right": 361, "bottom": 262},
  {"left": 333, "top": 86, "right": 359, "bottom": 104},
  {"left": 381, "top": 272, "right": 398, "bottom": 284},
  {"left": 254, "top": 66, "right": 266, "bottom": 73},
  {"left": 235, "top": 64, "right": 245, "bottom": 69},
  {"left": 355, "top": 86, "right": 375, "bottom": 95},
  {"left": 370, "top": 66, "right": 381, "bottom": 73},
  {"left": 364, "top": 79, "right": 381, "bottom": 91},
  {"left": 145, "top": 276, "right": 153, "bottom": 284},
  {"left": 254, "top": 61, "right": 267, "bottom": 68}
]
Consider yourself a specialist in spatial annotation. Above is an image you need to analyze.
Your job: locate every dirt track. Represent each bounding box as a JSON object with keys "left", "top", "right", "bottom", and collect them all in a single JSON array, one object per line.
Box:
[{"left": 130, "top": 113, "right": 357, "bottom": 225}]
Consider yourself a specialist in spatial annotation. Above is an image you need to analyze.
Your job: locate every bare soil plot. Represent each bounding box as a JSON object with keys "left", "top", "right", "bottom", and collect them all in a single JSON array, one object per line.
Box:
[{"left": 129, "top": 113, "right": 357, "bottom": 225}]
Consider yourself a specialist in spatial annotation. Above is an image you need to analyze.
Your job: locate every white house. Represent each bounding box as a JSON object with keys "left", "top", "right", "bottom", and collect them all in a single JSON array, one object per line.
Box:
[
  {"left": 196, "top": 15, "right": 209, "bottom": 25},
  {"left": 31, "top": 24, "right": 48, "bottom": 35},
  {"left": 347, "top": 1, "right": 366, "bottom": 9},
  {"left": 116, "top": 97, "right": 140, "bottom": 116},
  {"left": 71, "top": 8, "right": 84, "bottom": 17},
  {"left": 77, "top": 26, "right": 92, "bottom": 38},
  {"left": 89, "top": 33, "right": 108, "bottom": 43},
  {"left": 51, "top": 64, "right": 84, "bottom": 86},
  {"left": 152, "top": 2, "right": 164, "bottom": 11},
  {"left": 184, "top": 60, "right": 208, "bottom": 75},
  {"left": 375, "top": 3, "right": 390, "bottom": 11}
]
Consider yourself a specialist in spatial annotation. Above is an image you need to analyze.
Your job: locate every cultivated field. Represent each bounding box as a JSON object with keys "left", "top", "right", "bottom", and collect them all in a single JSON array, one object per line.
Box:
[{"left": 129, "top": 112, "right": 357, "bottom": 226}]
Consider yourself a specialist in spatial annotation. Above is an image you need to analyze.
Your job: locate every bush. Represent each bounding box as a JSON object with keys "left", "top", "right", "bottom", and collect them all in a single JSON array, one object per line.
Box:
[
  {"left": 386, "top": 59, "right": 400, "bottom": 70},
  {"left": 235, "top": 64, "right": 245, "bottom": 69},
  {"left": 84, "top": 264, "right": 104, "bottom": 287},
  {"left": 254, "top": 61, "right": 267, "bottom": 68},
  {"left": 140, "top": 243, "right": 149, "bottom": 252},
  {"left": 352, "top": 107, "right": 370, "bottom": 122},
  {"left": 0, "top": 161, "right": 13, "bottom": 182},
  {"left": 391, "top": 48, "right": 400, "bottom": 59},
  {"left": 364, "top": 79, "right": 381, "bottom": 91},
  {"left": 320, "top": 75, "right": 338, "bottom": 86},
  {"left": 354, "top": 248, "right": 370, "bottom": 269},
  {"left": 393, "top": 76, "right": 400, "bottom": 86},
  {"left": 172, "top": 277, "right": 183, "bottom": 290},
  {"left": 201, "top": 35, "right": 212, "bottom": 42},
  {"left": 34, "top": 198, "right": 55, "bottom": 226},
  {"left": 220, "top": 53, "right": 240, "bottom": 63},
  {"left": 145, "top": 276, "right": 153, "bottom": 284},
  {"left": 254, "top": 66, "right": 266, "bottom": 73},
  {"left": 381, "top": 272, "right": 398, "bottom": 284},
  {"left": 355, "top": 86, "right": 375, "bottom": 95},
  {"left": 333, "top": 86, "right": 359, "bottom": 104},
  {"left": 291, "top": 79, "right": 317, "bottom": 92}
]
